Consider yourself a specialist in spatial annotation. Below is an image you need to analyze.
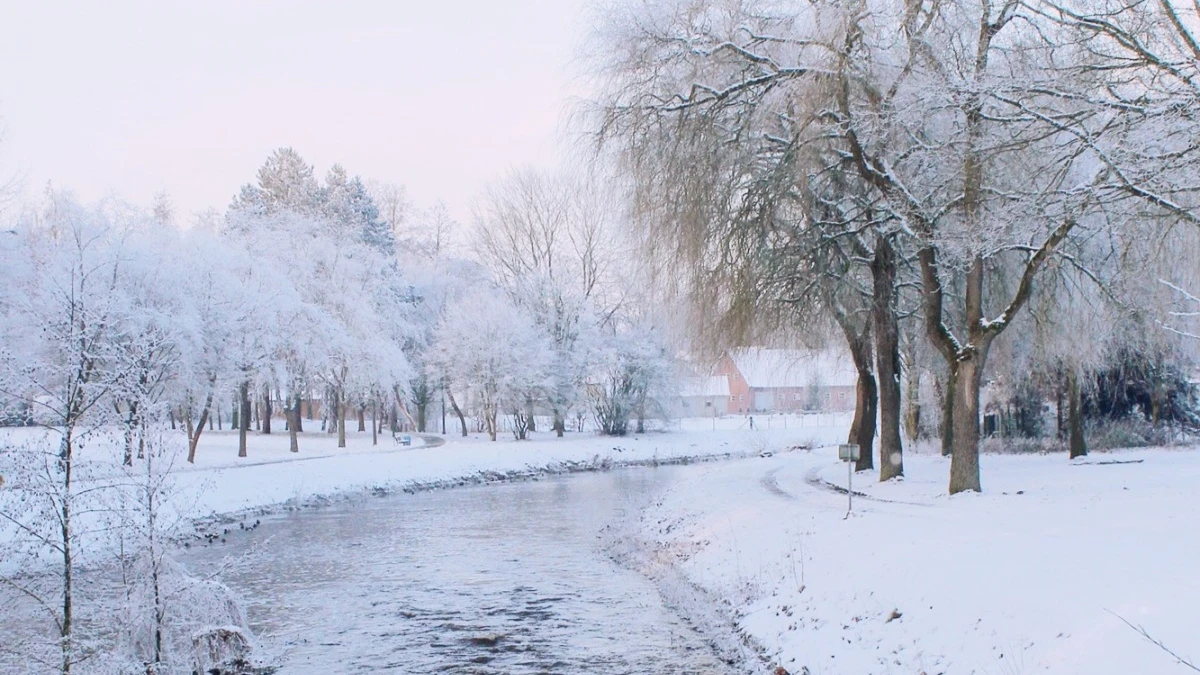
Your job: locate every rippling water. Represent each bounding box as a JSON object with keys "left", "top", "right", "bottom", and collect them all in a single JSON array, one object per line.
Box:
[{"left": 182, "top": 468, "right": 733, "bottom": 674}]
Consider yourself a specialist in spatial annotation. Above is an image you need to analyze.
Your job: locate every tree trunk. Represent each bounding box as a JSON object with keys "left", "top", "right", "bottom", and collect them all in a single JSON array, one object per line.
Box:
[
  {"left": 1068, "top": 368, "right": 1087, "bottom": 459},
  {"left": 293, "top": 394, "right": 303, "bottom": 432},
  {"left": 288, "top": 397, "right": 300, "bottom": 453},
  {"left": 553, "top": 409, "right": 565, "bottom": 437},
  {"left": 238, "top": 380, "right": 251, "bottom": 458},
  {"left": 485, "top": 407, "right": 497, "bottom": 441},
  {"left": 1056, "top": 373, "right": 1066, "bottom": 440},
  {"left": 448, "top": 391, "right": 468, "bottom": 437},
  {"left": 327, "top": 387, "right": 338, "bottom": 434},
  {"left": 416, "top": 401, "right": 427, "bottom": 433},
  {"left": 904, "top": 369, "right": 921, "bottom": 443},
  {"left": 526, "top": 396, "right": 536, "bottom": 433},
  {"left": 262, "top": 388, "right": 272, "bottom": 434},
  {"left": 873, "top": 234, "right": 904, "bottom": 481},
  {"left": 187, "top": 388, "right": 214, "bottom": 464},
  {"left": 941, "top": 364, "right": 956, "bottom": 457},
  {"left": 60, "top": 435, "right": 74, "bottom": 675},
  {"left": 948, "top": 351, "right": 988, "bottom": 494},
  {"left": 371, "top": 398, "right": 378, "bottom": 446},
  {"left": 850, "top": 368, "right": 878, "bottom": 472},
  {"left": 121, "top": 403, "right": 135, "bottom": 466},
  {"left": 338, "top": 391, "right": 347, "bottom": 448},
  {"left": 839, "top": 316, "right": 876, "bottom": 473}
]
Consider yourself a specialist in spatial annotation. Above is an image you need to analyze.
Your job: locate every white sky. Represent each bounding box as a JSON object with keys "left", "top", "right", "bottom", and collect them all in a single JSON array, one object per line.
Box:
[{"left": 0, "top": 1, "right": 592, "bottom": 224}]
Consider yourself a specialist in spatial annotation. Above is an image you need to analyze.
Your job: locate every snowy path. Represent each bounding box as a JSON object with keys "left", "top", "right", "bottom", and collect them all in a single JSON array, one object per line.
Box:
[{"left": 641, "top": 446, "right": 1200, "bottom": 675}]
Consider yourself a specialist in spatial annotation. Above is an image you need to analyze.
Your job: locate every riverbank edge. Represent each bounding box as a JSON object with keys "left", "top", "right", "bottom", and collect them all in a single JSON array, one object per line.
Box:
[
  {"left": 187, "top": 438, "right": 789, "bottom": 675},
  {"left": 603, "top": 522, "right": 776, "bottom": 675},
  {"left": 191, "top": 441, "right": 764, "bottom": 535}
]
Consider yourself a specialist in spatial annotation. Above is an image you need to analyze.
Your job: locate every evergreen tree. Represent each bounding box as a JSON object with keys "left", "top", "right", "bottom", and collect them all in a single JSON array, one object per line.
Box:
[
  {"left": 322, "top": 165, "right": 394, "bottom": 256},
  {"left": 229, "top": 147, "right": 322, "bottom": 217}
]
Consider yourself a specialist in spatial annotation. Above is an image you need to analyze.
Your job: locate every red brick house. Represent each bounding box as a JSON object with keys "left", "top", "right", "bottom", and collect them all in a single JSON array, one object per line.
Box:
[{"left": 716, "top": 348, "right": 857, "bottom": 414}]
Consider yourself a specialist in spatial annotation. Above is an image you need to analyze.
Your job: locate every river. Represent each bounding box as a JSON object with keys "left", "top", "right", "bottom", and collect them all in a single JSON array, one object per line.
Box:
[{"left": 181, "top": 466, "right": 740, "bottom": 675}]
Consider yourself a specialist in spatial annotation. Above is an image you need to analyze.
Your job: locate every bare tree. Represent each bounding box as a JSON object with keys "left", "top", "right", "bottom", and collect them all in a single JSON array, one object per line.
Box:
[
  {"left": 474, "top": 168, "right": 623, "bottom": 436},
  {"left": 0, "top": 197, "right": 125, "bottom": 673}
]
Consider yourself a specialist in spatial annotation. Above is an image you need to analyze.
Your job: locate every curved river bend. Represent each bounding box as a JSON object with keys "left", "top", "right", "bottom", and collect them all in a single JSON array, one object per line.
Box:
[{"left": 183, "top": 467, "right": 735, "bottom": 675}]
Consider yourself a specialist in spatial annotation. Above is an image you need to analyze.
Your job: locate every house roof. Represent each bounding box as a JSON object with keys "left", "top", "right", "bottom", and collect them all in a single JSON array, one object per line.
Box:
[
  {"left": 729, "top": 348, "right": 858, "bottom": 388},
  {"left": 680, "top": 375, "right": 731, "bottom": 397}
]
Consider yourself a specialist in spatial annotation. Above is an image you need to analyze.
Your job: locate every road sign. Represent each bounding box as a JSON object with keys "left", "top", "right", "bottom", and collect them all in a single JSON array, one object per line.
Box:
[{"left": 838, "top": 444, "right": 860, "bottom": 518}]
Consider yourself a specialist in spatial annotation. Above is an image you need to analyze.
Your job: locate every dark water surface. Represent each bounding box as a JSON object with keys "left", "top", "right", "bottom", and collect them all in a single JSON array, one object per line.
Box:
[{"left": 182, "top": 468, "right": 733, "bottom": 674}]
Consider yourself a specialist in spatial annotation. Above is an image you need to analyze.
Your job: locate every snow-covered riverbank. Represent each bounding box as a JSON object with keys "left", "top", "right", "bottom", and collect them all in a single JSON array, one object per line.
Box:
[
  {"left": 147, "top": 413, "right": 854, "bottom": 526},
  {"left": 639, "top": 445, "right": 1200, "bottom": 675}
]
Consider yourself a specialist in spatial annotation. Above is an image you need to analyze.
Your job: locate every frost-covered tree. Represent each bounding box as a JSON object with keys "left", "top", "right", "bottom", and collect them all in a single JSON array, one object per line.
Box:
[
  {"left": 0, "top": 194, "right": 131, "bottom": 673},
  {"left": 428, "top": 289, "right": 550, "bottom": 441},
  {"left": 586, "top": 1, "right": 925, "bottom": 478},
  {"left": 589, "top": 320, "right": 676, "bottom": 436},
  {"left": 474, "top": 168, "right": 627, "bottom": 436},
  {"left": 228, "top": 147, "right": 322, "bottom": 217},
  {"left": 324, "top": 164, "right": 395, "bottom": 256},
  {"left": 589, "top": 0, "right": 1191, "bottom": 492},
  {"left": 103, "top": 430, "right": 258, "bottom": 673}
]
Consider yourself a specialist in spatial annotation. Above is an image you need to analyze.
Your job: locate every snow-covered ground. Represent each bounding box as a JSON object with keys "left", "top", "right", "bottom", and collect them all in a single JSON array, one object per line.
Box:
[
  {"left": 12, "top": 413, "right": 1191, "bottom": 675},
  {"left": 7, "top": 412, "right": 840, "bottom": 526},
  {"left": 640, "top": 445, "right": 1200, "bottom": 675},
  {"left": 174, "top": 414, "right": 848, "bottom": 522}
]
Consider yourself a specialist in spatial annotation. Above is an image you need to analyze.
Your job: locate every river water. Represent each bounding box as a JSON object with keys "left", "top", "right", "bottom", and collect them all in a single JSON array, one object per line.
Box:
[{"left": 181, "top": 467, "right": 736, "bottom": 675}]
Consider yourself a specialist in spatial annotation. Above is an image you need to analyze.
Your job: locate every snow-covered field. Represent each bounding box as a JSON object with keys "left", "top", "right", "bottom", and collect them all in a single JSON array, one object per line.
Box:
[{"left": 641, "top": 445, "right": 1200, "bottom": 675}]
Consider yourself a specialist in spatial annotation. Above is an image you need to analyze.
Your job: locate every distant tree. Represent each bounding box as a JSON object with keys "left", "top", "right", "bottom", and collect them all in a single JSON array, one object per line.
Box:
[
  {"left": 474, "top": 168, "right": 625, "bottom": 436},
  {"left": 324, "top": 165, "right": 394, "bottom": 256},
  {"left": 428, "top": 289, "right": 549, "bottom": 441},
  {"left": 229, "top": 147, "right": 322, "bottom": 217},
  {"left": 365, "top": 180, "right": 411, "bottom": 244}
]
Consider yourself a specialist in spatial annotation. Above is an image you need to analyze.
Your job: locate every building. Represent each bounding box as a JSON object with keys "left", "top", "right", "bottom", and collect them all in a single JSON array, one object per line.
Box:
[
  {"left": 670, "top": 375, "right": 731, "bottom": 417},
  {"left": 717, "top": 348, "right": 857, "bottom": 414}
]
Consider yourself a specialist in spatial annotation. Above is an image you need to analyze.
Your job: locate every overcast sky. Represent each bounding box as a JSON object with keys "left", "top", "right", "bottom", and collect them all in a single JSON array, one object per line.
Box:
[{"left": 0, "top": 1, "right": 592, "bottom": 223}]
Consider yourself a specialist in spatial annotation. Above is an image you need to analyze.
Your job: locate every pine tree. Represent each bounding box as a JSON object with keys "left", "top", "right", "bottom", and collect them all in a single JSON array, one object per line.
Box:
[
  {"left": 322, "top": 165, "right": 394, "bottom": 256},
  {"left": 229, "top": 147, "right": 322, "bottom": 217}
]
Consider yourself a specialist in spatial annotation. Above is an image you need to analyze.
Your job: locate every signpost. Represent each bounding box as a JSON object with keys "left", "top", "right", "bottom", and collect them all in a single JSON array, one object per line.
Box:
[{"left": 838, "top": 444, "right": 860, "bottom": 518}]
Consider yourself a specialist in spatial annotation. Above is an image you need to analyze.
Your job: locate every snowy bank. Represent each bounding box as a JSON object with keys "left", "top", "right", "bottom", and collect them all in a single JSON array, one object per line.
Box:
[
  {"left": 641, "top": 445, "right": 1200, "bottom": 675},
  {"left": 162, "top": 413, "right": 854, "bottom": 526}
]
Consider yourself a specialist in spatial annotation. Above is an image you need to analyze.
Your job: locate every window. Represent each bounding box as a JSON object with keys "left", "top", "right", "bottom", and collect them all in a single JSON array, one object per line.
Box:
[
  {"left": 739, "top": 394, "right": 745, "bottom": 402},
  {"left": 705, "top": 401, "right": 712, "bottom": 408},
  {"left": 839, "top": 392, "right": 846, "bottom": 399},
  {"left": 730, "top": 395, "right": 735, "bottom": 401},
  {"left": 793, "top": 393, "right": 801, "bottom": 401}
]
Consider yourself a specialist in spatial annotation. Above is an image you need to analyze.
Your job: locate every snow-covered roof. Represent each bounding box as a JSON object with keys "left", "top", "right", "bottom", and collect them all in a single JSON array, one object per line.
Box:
[
  {"left": 680, "top": 375, "right": 731, "bottom": 398},
  {"left": 729, "top": 348, "right": 857, "bottom": 389}
]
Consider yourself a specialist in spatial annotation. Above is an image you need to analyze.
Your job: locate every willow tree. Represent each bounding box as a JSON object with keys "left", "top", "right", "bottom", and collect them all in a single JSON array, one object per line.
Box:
[
  {"left": 591, "top": 0, "right": 1154, "bottom": 493},
  {"left": 588, "top": 0, "right": 928, "bottom": 480}
]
